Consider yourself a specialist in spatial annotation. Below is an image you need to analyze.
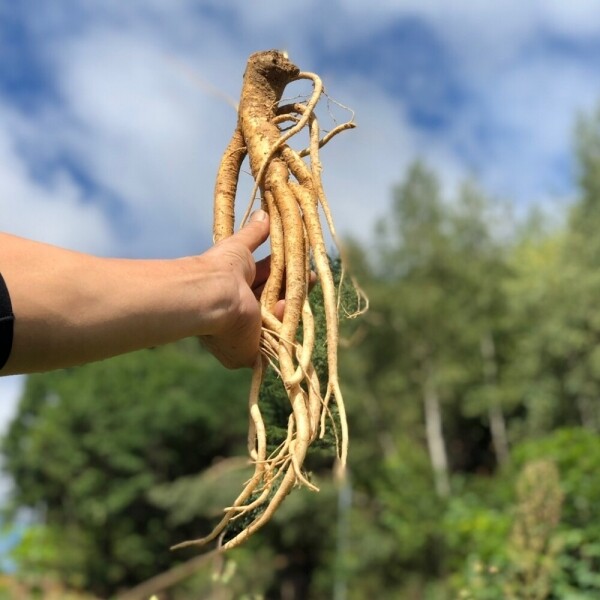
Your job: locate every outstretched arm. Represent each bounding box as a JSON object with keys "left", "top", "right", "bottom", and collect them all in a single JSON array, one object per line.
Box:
[{"left": 0, "top": 210, "right": 271, "bottom": 375}]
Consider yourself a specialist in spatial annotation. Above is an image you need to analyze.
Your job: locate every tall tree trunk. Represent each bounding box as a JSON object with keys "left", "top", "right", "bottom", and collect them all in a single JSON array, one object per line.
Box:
[
  {"left": 361, "top": 390, "right": 398, "bottom": 459},
  {"left": 480, "top": 331, "right": 510, "bottom": 466},
  {"left": 423, "top": 361, "right": 451, "bottom": 498},
  {"left": 576, "top": 395, "right": 598, "bottom": 432}
]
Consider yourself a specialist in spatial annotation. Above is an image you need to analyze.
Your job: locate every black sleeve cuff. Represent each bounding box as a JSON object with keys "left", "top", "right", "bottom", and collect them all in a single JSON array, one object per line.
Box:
[{"left": 0, "top": 272, "right": 14, "bottom": 370}]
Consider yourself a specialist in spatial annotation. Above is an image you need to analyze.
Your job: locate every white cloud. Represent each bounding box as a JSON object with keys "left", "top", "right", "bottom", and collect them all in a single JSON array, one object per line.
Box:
[
  {"left": 0, "top": 105, "right": 116, "bottom": 254},
  {"left": 478, "top": 57, "right": 598, "bottom": 200},
  {"left": 1, "top": 4, "right": 253, "bottom": 257},
  {"left": 53, "top": 27, "right": 236, "bottom": 257},
  {"left": 336, "top": 1, "right": 600, "bottom": 206},
  {"left": 4, "top": 0, "right": 600, "bottom": 258},
  {"left": 539, "top": 1, "right": 600, "bottom": 37},
  {"left": 314, "top": 73, "right": 427, "bottom": 244}
]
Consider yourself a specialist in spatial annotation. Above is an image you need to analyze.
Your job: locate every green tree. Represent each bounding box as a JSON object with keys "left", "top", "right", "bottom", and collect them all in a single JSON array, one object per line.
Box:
[
  {"left": 363, "top": 163, "right": 512, "bottom": 493},
  {"left": 447, "top": 182, "right": 511, "bottom": 466},
  {"left": 2, "top": 341, "right": 252, "bottom": 596},
  {"left": 374, "top": 161, "right": 453, "bottom": 498},
  {"left": 500, "top": 104, "right": 600, "bottom": 440},
  {"left": 453, "top": 430, "right": 600, "bottom": 599}
]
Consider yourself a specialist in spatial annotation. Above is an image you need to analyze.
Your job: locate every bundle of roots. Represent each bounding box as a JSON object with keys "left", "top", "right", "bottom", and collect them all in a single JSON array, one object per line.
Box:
[{"left": 173, "top": 49, "right": 364, "bottom": 552}]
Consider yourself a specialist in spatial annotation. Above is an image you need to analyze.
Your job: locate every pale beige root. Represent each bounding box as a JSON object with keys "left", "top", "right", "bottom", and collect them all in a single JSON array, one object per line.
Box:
[
  {"left": 213, "top": 127, "right": 246, "bottom": 243},
  {"left": 305, "top": 363, "right": 322, "bottom": 442},
  {"left": 225, "top": 463, "right": 289, "bottom": 517},
  {"left": 240, "top": 69, "right": 323, "bottom": 227},
  {"left": 283, "top": 114, "right": 369, "bottom": 334},
  {"left": 173, "top": 50, "right": 363, "bottom": 553},
  {"left": 268, "top": 172, "right": 306, "bottom": 355},
  {"left": 276, "top": 103, "right": 356, "bottom": 158},
  {"left": 287, "top": 298, "right": 315, "bottom": 387},
  {"left": 219, "top": 462, "right": 297, "bottom": 550},
  {"left": 287, "top": 175, "right": 348, "bottom": 459},
  {"left": 260, "top": 190, "right": 285, "bottom": 312},
  {"left": 170, "top": 461, "right": 266, "bottom": 550},
  {"left": 247, "top": 356, "right": 266, "bottom": 462}
]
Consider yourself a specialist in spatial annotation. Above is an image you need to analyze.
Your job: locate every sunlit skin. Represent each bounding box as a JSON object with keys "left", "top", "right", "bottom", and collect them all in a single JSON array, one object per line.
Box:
[{"left": 0, "top": 210, "right": 276, "bottom": 376}]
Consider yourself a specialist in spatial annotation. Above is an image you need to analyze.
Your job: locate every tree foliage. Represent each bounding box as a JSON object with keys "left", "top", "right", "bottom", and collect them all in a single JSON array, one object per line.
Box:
[{"left": 2, "top": 342, "right": 253, "bottom": 596}]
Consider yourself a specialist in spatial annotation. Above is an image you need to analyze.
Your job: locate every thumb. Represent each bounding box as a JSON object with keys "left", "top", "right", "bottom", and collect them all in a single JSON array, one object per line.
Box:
[{"left": 229, "top": 210, "right": 270, "bottom": 253}]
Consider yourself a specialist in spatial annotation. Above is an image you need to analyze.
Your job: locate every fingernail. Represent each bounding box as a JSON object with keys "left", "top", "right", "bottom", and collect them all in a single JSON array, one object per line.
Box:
[{"left": 249, "top": 209, "right": 268, "bottom": 223}]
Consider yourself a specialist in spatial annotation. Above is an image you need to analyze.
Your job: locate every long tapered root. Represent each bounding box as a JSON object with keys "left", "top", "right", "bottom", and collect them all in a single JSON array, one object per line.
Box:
[{"left": 173, "top": 49, "right": 365, "bottom": 552}]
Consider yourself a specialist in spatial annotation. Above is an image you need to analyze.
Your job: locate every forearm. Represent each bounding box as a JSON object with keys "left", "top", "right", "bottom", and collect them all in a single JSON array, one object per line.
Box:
[{"left": 0, "top": 233, "right": 227, "bottom": 374}]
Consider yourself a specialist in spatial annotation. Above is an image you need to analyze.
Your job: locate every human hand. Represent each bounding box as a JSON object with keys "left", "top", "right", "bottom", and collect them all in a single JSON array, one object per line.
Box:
[{"left": 198, "top": 210, "right": 273, "bottom": 369}]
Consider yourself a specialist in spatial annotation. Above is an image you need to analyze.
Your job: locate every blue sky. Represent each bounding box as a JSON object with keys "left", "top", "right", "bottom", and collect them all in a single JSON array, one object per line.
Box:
[{"left": 2, "top": 1, "right": 600, "bottom": 427}]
